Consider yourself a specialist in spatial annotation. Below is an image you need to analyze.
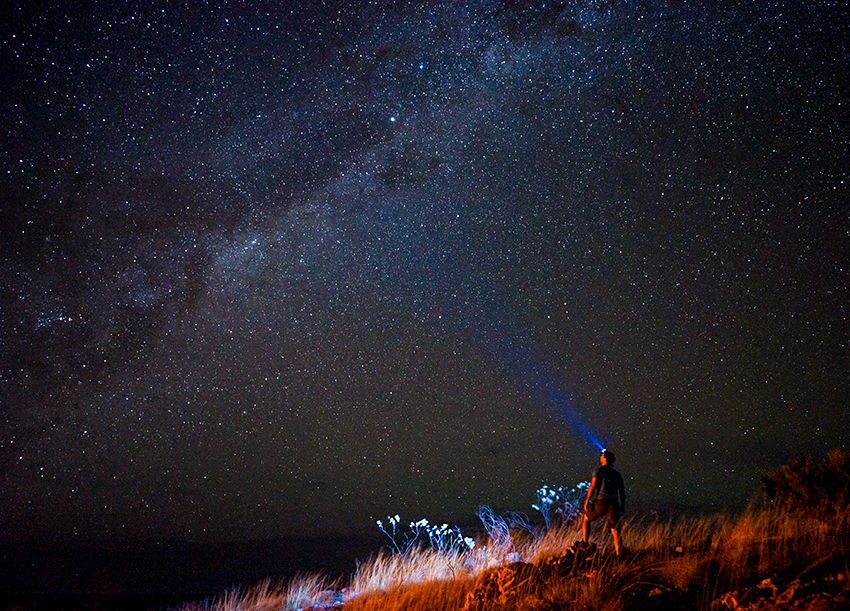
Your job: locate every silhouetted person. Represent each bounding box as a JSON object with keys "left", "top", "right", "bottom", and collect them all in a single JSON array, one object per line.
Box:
[{"left": 581, "top": 449, "right": 625, "bottom": 555}]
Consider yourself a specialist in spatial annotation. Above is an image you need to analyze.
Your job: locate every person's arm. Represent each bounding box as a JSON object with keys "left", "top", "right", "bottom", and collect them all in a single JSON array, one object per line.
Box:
[{"left": 584, "top": 476, "right": 598, "bottom": 512}]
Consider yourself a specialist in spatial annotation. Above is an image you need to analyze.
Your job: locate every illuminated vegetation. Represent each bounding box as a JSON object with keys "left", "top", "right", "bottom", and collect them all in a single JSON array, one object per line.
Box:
[{"left": 185, "top": 453, "right": 850, "bottom": 611}]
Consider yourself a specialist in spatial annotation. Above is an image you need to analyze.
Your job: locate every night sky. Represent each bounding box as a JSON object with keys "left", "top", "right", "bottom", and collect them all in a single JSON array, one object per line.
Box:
[{"left": 2, "top": 0, "right": 848, "bottom": 547}]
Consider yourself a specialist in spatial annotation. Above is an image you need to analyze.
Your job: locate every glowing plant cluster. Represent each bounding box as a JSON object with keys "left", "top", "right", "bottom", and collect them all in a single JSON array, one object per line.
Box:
[
  {"left": 377, "top": 481, "right": 591, "bottom": 559},
  {"left": 377, "top": 515, "right": 475, "bottom": 555},
  {"left": 532, "top": 482, "right": 590, "bottom": 529}
]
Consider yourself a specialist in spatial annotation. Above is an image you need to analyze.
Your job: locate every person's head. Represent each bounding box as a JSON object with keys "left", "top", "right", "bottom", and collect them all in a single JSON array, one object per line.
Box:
[{"left": 601, "top": 449, "right": 616, "bottom": 465}]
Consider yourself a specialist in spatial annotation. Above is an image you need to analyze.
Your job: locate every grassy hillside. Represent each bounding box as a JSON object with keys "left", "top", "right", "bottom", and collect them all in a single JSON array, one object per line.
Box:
[{"left": 183, "top": 453, "right": 850, "bottom": 611}]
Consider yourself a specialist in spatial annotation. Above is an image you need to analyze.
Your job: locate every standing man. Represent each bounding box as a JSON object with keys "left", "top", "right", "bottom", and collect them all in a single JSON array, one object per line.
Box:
[{"left": 582, "top": 449, "right": 625, "bottom": 555}]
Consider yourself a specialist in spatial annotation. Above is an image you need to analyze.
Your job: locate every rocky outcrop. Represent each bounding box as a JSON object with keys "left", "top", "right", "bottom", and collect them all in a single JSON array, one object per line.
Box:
[
  {"left": 708, "top": 574, "right": 850, "bottom": 611},
  {"left": 463, "top": 541, "right": 599, "bottom": 610}
]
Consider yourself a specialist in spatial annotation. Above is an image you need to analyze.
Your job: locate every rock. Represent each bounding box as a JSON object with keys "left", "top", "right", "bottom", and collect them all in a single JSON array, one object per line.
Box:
[
  {"left": 776, "top": 578, "right": 802, "bottom": 604},
  {"left": 757, "top": 577, "right": 778, "bottom": 598},
  {"left": 312, "top": 590, "right": 339, "bottom": 605},
  {"left": 497, "top": 561, "right": 541, "bottom": 598},
  {"left": 462, "top": 541, "right": 603, "bottom": 611},
  {"left": 463, "top": 567, "right": 501, "bottom": 611},
  {"left": 712, "top": 590, "right": 741, "bottom": 610},
  {"left": 462, "top": 562, "right": 542, "bottom": 610},
  {"left": 567, "top": 540, "right": 599, "bottom": 573}
]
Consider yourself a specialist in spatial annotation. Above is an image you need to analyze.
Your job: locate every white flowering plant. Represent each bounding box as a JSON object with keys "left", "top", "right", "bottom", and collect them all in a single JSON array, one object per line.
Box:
[
  {"left": 531, "top": 482, "right": 590, "bottom": 530},
  {"left": 377, "top": 515, "right": 475, "bottom": 555}
]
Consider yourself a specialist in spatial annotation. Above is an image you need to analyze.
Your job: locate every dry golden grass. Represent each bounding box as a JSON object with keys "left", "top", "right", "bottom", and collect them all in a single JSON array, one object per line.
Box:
[
  {"left": 345, "top": 577, "right": 473, "bottom": 611},
  {"left": 186, "top": 578, "right": 284, "bottom": 611},
  {"left": 282, "top": 573, "right": 335, "bottom": 611},
  {"left": 349, "top": 546, "right": 472, "bottom": 594},
  {"left": 184, "top": 505, "right": 849, "bottom": 611}
]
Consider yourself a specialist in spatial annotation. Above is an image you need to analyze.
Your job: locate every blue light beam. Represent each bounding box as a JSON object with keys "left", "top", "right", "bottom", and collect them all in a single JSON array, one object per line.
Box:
[
  {"left": 548, "top": 390, "right": 605, "bottom": 451},
  {"left": 480, "top": 317, "right": 607, "bottom": 452}
]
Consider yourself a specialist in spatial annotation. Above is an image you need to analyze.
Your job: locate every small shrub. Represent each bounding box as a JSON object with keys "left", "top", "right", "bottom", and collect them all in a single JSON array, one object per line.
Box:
[
  {"left": 531, "top": 482, "right": 590, "bottom": 530},
  {"left": 377, "top": 515, "right": 476, "bottom": 555},
  {"left": 761, "top": 449, "right": 850, "bottom": 516},
  {"left": 476, "top": 505, "right": 531, "bottom": 560}
]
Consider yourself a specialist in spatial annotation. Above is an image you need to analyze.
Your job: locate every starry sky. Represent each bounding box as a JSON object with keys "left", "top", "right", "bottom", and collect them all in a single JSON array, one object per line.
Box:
[{"left": 2, "top": 0, "right": 848, "bottom": 545}]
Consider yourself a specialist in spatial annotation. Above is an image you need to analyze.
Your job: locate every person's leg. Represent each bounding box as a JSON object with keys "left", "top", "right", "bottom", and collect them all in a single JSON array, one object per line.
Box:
[
  {"left": 611, "top": 526, "right": 621, "bottom": 556},
  {"left": 581, "top": 515, "right": 590, "bottom": 542}
]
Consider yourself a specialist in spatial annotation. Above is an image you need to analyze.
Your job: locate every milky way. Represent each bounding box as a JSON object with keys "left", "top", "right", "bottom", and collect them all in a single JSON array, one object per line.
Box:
[{"left": 2, "top": 0, "right": 848, "bottom": 543}]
